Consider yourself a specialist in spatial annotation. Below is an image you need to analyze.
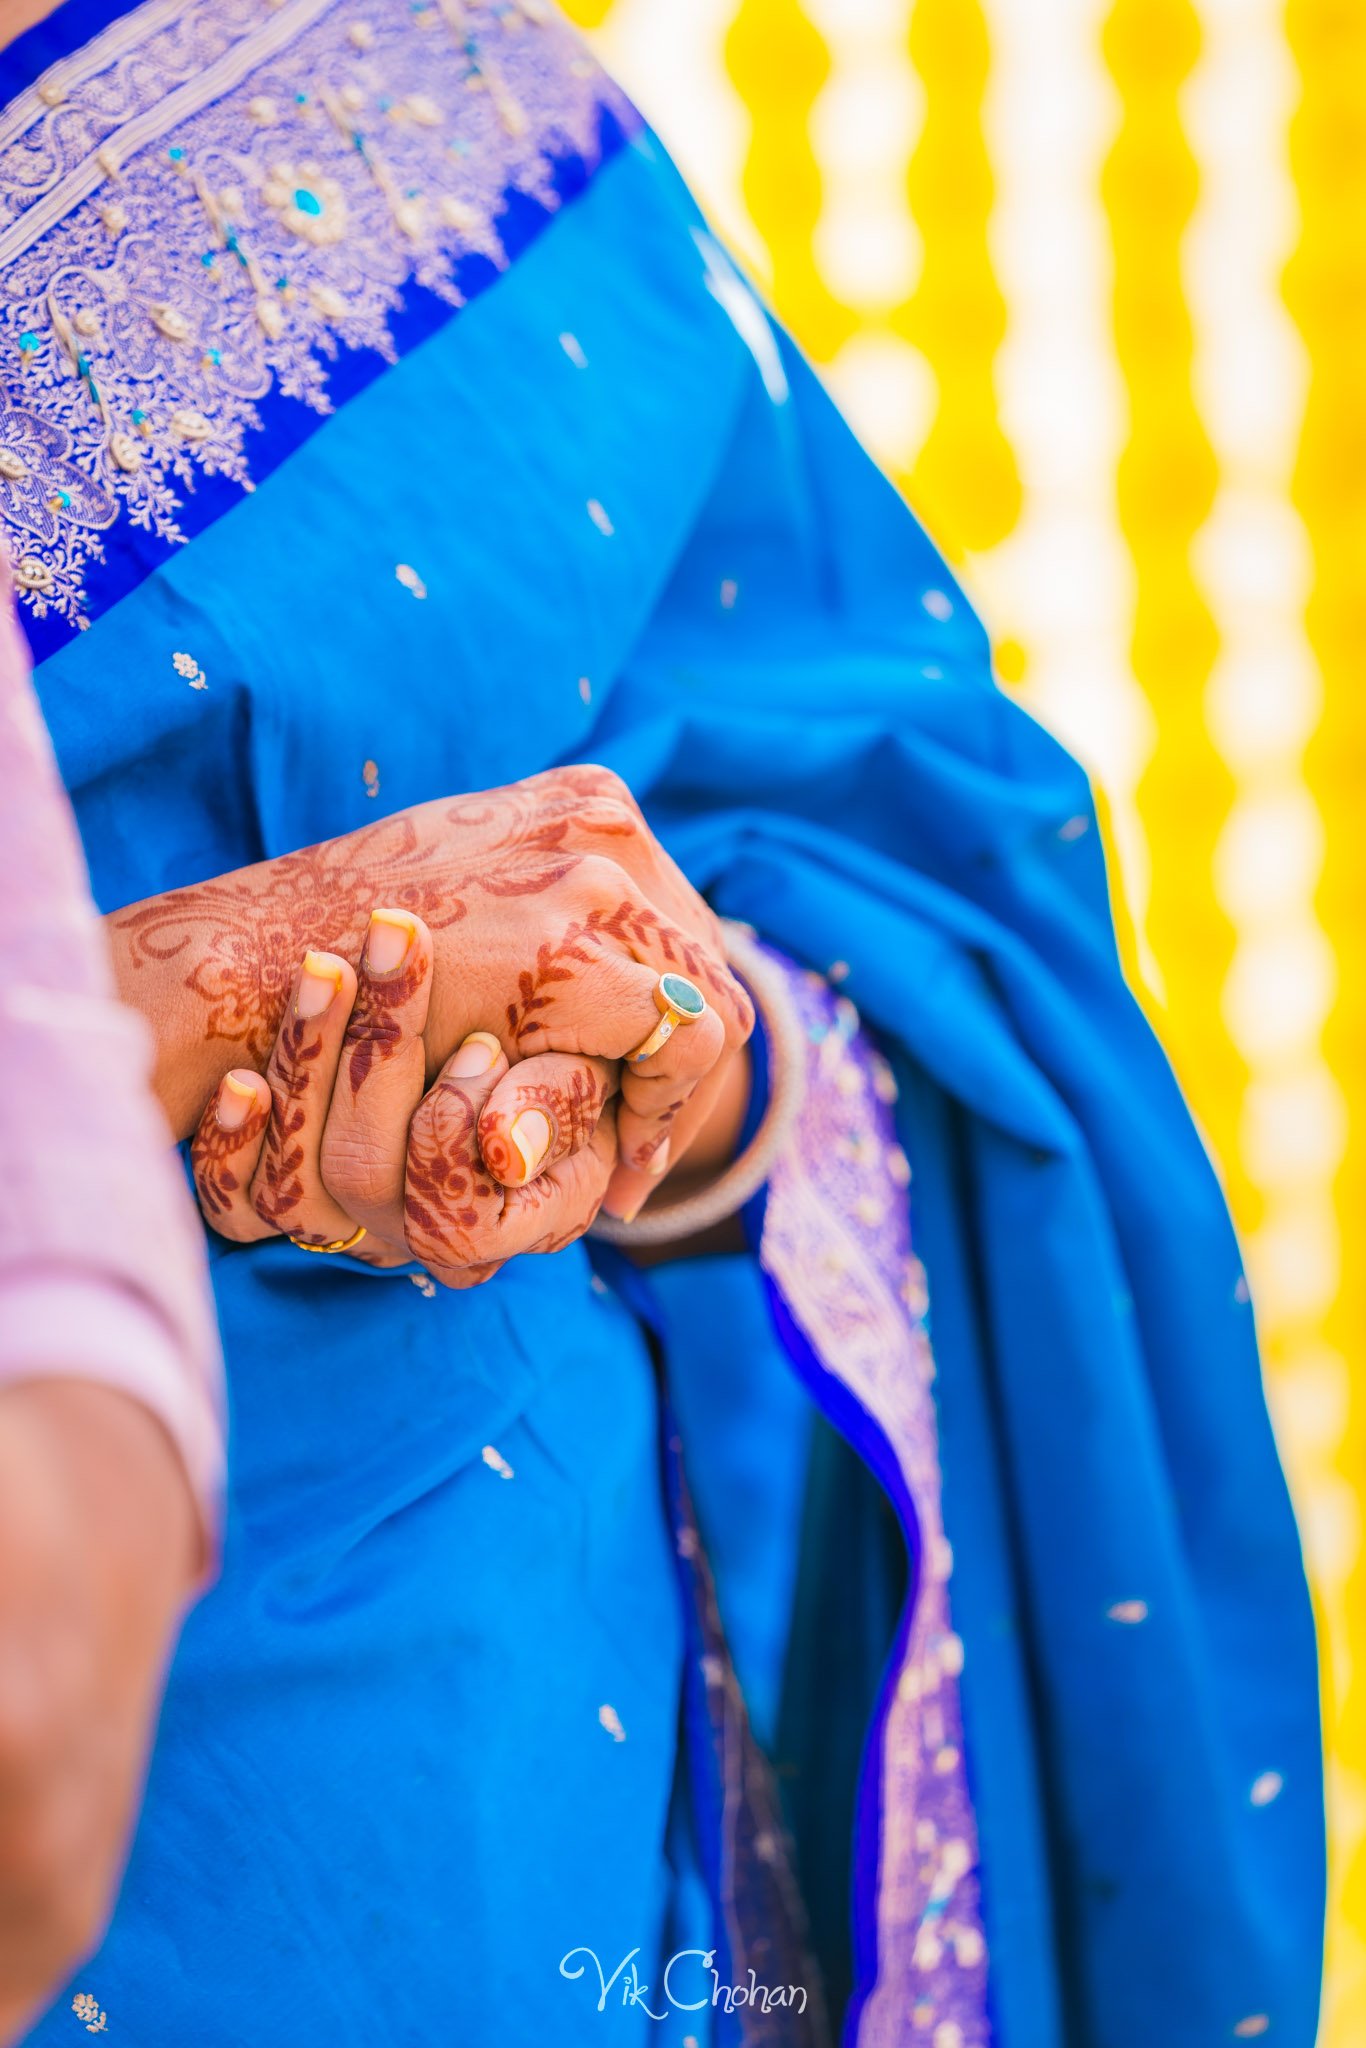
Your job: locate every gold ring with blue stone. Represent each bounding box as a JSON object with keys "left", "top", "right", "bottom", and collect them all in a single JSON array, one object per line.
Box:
[{"left": 627, "top": 973, "right": 708, "bottom": 1064}]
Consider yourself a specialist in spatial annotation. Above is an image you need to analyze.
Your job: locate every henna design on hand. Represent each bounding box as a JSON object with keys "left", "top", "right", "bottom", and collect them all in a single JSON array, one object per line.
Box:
[
  {"left": 114, "top": 779, "right": 622, "bottom": 1063},
  {"left": 114, "top": 767, "right": 750, "bottom": 1135},
  {"left": 404, "top": 1078, "right": 487, "bottom": 1270},
  {"left": 632, "top": 1101, "right": 685, "bottom": 1170},
  {"left": 191, "top": 1093, "right": 268, "bottom": 1217},
  {"left": 344, "top": 947, "right": 427, "bottom": 1096},
  {"left": 254, "top": 1013, "right": 324, "bottom": 1225},
  {"left": 507, "top": 901, "right": 732, "bottom": 1046},
  {"left": 476, "top": 1063, "right": 610, "bottom": 1182},
  {"left": 115, "top": 815, "right": 469, "bottom": 1062}
]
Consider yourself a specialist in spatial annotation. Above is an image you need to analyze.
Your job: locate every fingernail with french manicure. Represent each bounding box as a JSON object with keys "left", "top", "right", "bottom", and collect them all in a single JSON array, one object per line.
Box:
[
  {"left": 364, "top": 907, "right": 417, "bottom": 976},
  {"left": 509, "top": 1109, "right": 552, "bottom": 1183},
  {"left": 450, "top": 1030, "right": 503, "bottom": 1078},
  {"left": 216, "top": 1072, "right": 260, "bottom": 1130},
  {"left": 297, "top": 951, "right": 344, "bottom": 1019}
]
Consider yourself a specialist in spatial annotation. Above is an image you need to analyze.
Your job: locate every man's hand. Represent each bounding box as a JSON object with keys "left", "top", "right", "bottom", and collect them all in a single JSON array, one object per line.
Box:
[{"left": 0, "top": 1382, "right": 196, "bottom": 2043}]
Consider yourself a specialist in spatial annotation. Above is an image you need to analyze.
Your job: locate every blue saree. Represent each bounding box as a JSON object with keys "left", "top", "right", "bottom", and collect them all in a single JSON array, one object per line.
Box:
[{"left": 0, "top": 3, "right": 1322, "bottom": 2044}]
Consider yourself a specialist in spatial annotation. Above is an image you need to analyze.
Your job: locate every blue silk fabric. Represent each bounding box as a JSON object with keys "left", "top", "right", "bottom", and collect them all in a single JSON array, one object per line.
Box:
[{"left": 6, "top": 5, "right": 1322, "bottom": 2044}]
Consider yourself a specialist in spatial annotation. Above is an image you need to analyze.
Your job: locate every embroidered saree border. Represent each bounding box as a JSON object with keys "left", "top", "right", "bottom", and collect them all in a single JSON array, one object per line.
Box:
[
  {"left": 761, "top": 963, "right": 990, "bottom": 2047},
  {"left": 666, "top": 1416, "right": 832, "bottom": 2048},
  {"left": 0, "top": 0, "right": 636, "bottom": 654}
]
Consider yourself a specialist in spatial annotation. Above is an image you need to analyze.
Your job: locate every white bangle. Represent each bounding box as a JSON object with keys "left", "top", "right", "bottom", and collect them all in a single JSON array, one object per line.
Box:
[{"left": 590, "top": 922, "right": 807, "bottom": 1247}]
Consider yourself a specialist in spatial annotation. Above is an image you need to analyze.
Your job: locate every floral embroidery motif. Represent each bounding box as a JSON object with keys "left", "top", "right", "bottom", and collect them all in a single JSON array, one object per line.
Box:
[
  {"left": 172, "top": 647, "right": 207, "bottom": 687},
  {"left": 0, "top": 0, "right": 630, "bottom": 629},
  {"left": 70, "top": 1993, "right": 108, "bottom": 2034}
]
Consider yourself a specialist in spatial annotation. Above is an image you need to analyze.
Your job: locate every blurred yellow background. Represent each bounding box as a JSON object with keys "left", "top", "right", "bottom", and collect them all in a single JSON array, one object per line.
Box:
[{"left": 562, "top": 0, "right": 1362, "bottom": 2036}]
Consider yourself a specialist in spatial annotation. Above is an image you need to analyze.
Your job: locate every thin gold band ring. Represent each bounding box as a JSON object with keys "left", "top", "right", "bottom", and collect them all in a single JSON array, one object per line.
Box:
[{"left": 289, "top": 1224, "right": 368, "bottom": 1255}]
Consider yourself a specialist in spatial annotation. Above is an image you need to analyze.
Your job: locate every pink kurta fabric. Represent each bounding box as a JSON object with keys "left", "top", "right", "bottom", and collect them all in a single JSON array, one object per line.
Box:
[{"left": 0, "top": 563, "right": 223, "bottom": 1556}]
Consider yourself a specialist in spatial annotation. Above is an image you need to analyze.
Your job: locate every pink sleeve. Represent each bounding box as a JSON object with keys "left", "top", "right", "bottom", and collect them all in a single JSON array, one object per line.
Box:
[{"left": 0, "top": 561, "right": 224, "bottom": 1566}]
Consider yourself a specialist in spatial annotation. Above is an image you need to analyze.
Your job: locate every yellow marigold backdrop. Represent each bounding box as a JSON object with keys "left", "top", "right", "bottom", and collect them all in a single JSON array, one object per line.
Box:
[{"left": 561, "top": 0, "right": 1364, "bottom": 2036}]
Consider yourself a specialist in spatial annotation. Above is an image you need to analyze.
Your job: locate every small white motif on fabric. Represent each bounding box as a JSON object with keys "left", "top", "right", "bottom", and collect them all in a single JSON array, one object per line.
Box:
[
  {"left": 1107, "top": 1600, "right": 1149, "bottom": 1624},
  {"left": 578, "top": 675, "right": 592, "bottom": 704},
  {"left": 362, "top": 758, "right": 380, "bottom": 799},
  {"left": 396, "top": 563, "right": 428, "bottom": 600},
  {"left": 720, "top": 577, "right": 738, "bottom": 609},
  {"left": 922, "top": 588, "right": 954, "bottom": 621},
  {"left": 409, "top": 1272, "right": 436, "bottom": 1298},
  {"left": 559, "top": 330, "right": 588, "bottom": 367},
  {"left": 172, "top": 649, "right": 207, "bottom": 690},
  {"left": 481, "top": 1445, "right": 514, "bottom": 1480},
  {"left": 585, "top": 497, "right": 614, "bottom": 536},
  {"left": 1250, "top": 1771, "right": 1283, "bottom": 1807},
  {"left": 597, "top": 1704, "right": 626, "bottom": 1743},
  {"left": 71, "top": 1993, "right": 107, "bottom": 2035}
]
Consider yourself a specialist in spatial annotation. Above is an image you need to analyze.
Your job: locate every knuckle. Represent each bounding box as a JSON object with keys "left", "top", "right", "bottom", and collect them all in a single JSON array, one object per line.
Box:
[
  {"left": 207, "top": 1208, "right": 258, "bottom": 1244},
  {"left": 320, "top": 1130, "right": 394, "bottom": 1212},
  {"left": 576, "top": 850, "right": 632, "bottom": 901},
  {"left": 591, "top": 797, "right": 641, "bottom": 839},
  {"left": 577, "top": 764, "right": 634, "bottom": 808}
]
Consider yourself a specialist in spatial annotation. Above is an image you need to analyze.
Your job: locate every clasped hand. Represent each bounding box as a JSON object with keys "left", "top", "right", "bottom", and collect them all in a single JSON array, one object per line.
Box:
[{"left": 182, "top": 768, "right": 752, "bottom": 1282}]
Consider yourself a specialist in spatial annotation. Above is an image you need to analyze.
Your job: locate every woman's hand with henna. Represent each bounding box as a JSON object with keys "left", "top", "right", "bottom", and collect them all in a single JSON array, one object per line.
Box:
[
  {"left": 191, "top": 910, "right": 620, "bottom": 1285},
  {"left": 113, "top": 767, "right": 753, "bottom": 1217}
]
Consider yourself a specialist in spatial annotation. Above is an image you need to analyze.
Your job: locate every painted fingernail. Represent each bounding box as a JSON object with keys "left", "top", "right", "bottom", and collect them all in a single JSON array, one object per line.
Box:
[
  {"left": 215, "top": 1072, "right": 260, "bottom": 1130},
  {"left": 450, "top": 1030, "right": 503, "bottom": 1077},
  {"left": 509, "top": 1109, "right": 552, "bottom": 1183},
  {"left": 297, "top": 951, "right": 344, "bottom": 1019},
  {"left": 364, "top": 907, "right": 417, "bottom": 975}
]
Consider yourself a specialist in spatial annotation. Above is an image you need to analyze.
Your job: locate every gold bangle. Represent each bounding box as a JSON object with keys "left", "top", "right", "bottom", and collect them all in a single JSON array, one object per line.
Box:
[{"left": 289, "top": 1224, "right": 368, "bottom": 1255}]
